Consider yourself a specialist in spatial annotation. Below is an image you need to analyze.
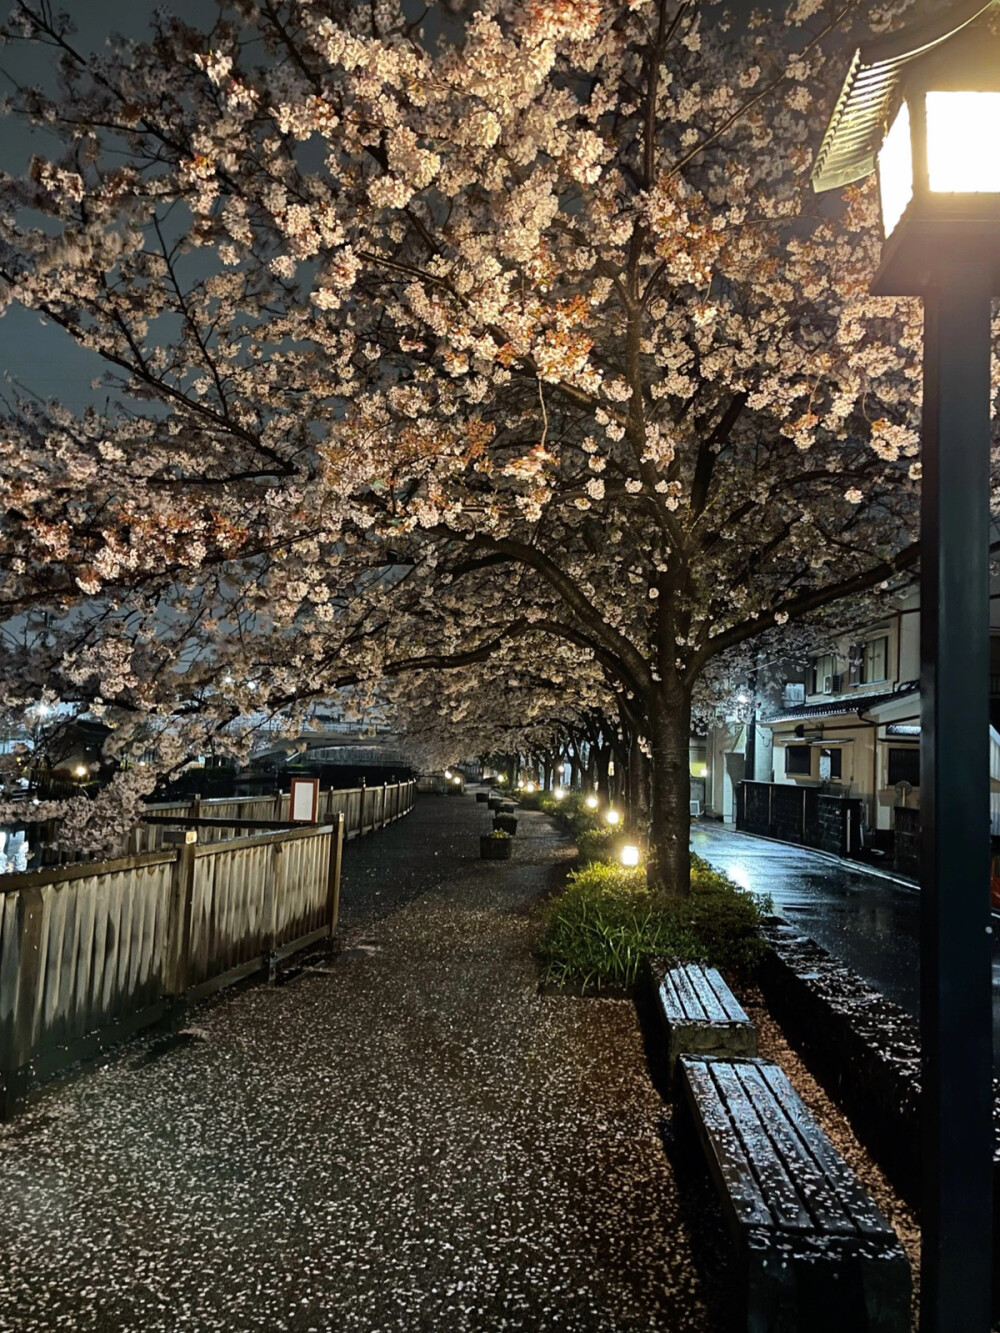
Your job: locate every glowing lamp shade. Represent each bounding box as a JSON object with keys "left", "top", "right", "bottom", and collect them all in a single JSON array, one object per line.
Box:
[
  {"left": 621, "top": 844, "right": 640, "bottom": 868},
  {"left": 553, "top": 787, "right": 565, "bottom": 801},
  {"left": 453, "top": 776, "right": 462, "bottom": 785},
  {"left": 605, "top": 808, "right": 620, "bottom": 826},
  {"left": 73, "top": 764, "right": 88, "bottom": 779},
  {"left": 585, "top": 794, "right": 599, "bottom": 809},
  {"left": 444, "top": 770, "right": 452, "bottom": 779},
  {"left": 526, "top": 782, "right": 536, "bottom": 793},
  {"left": 498, "top": 774, "right": 507, "bottom": 784},
  {"left": 878, "top": 101, "right": 914, "bottom": 237},
  {"left": 517, "top": 780, "right": 524, "bottom": 790},
  {"left": 926, "top": 91, "right": 1000, "bottom": 194}
]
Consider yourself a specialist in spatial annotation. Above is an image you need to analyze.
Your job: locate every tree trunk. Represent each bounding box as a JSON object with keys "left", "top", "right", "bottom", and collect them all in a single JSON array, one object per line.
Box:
[
  {"left": 595, "top": 745, "right": 610, "bottom": 801},
  {"left": 628, "top": 734, "right": 649, "bottom": 826},
  {"left": 647, "top": 688, "right": 693, "bottom": 898}
]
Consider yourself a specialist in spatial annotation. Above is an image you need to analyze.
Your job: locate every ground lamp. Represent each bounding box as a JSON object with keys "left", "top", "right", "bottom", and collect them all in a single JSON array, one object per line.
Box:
[
  {"left": 620, "top": 844, "right": 640, "bottom": 868},
  {"left": 813, "top": 4, "right": 1000, "bottom": 1327},
  {"left": 605, "top": 808, "right": 620, "bottom": 827},
  {"left": 585, "top": 794, "right": 599, "bottom": 810}
]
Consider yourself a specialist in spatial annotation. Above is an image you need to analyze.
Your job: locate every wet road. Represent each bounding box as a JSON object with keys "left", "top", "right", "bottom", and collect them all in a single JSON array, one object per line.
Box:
[{"left": 691, "top": 823, "right": 1000, "bottom": 1065}]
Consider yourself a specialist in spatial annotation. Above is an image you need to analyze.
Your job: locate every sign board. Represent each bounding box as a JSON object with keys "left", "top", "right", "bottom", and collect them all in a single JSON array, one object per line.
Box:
[{"left": 290, "top": 777, "right": 320, "bottom": 823}]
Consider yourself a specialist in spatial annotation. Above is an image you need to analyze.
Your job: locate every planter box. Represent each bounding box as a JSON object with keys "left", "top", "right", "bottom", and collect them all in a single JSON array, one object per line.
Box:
[
  {"left": 498, "top": 801, "right": 516, "bottom": 814},
  {"left": 475, "top": 792, "right": 489, "bottom": 803},
  {"left": 487, "top": 797, "right": 503, "bottom": 811},
  {"left": 480, "top": 836, "right": 512, "bottom": 860},
  {"left": 493, "top": 815, "right": 518, "bottom": 835}
]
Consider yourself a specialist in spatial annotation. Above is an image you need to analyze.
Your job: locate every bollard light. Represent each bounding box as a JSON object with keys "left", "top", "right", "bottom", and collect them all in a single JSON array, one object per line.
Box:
[
  {"left": 621, "top": 844, "right": 640, "bottom": 868},
  {"left": 526, "top": 782, "right": 536, "bottom": 793},
  {"left": 72, "top": 764, "right": 88, "bottom": 779},
  {"left": 605, "top": 808, "right": 620, "bottom": 826},
  {"left": 585, "top": 794, "right": 599, "bottom": 810},
  {"left": 453, "top": 776, "right": 462, "bottom": 785},
  {"left": 553, "top": 787, "right": 565, "bottom": 801}
]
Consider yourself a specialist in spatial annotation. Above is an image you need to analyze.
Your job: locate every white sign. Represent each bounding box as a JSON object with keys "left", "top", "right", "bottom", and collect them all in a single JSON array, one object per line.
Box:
[{"left": 290, "top": 777, "right": 319, "bottom": 823}]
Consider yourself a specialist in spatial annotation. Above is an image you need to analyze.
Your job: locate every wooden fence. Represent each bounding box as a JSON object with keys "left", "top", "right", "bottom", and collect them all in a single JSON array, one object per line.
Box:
[
  {"left": 0, "top": 779, "right": 417, "bottom": 1117},
  {"left": 131, "top": 780, "right": 416, "bottom": 853}
]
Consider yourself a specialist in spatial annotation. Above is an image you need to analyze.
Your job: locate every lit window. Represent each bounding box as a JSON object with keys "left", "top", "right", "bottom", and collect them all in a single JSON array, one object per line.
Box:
[
  {"left": 878, "top": 101, "right": 913, "bottom": 237},
  {"left": 926, "top": 91, "right": 1000, "bottom": 195}
]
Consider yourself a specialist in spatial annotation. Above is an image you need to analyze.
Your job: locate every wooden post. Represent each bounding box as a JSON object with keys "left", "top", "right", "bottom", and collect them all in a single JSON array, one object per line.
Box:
[
  {"left": 273, "top": 790, "right": 282, "bottom": 824},
  {"left": 0, "top": 885, "right": 46, "bottom": 1118},
  {"left": 326, "top": 815, "right": 344, "bottom": 940},
  {"left": 263, "top": 841, "right": 284, "bottom": 984},
  {"left": 165, "top": 841, "right": 197, "bottom": 997}
]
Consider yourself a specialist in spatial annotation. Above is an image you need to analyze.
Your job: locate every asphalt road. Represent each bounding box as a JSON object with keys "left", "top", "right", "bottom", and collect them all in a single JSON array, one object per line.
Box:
[{"left": 692, "top": 822, "right": 1000, "bottom": 1066}]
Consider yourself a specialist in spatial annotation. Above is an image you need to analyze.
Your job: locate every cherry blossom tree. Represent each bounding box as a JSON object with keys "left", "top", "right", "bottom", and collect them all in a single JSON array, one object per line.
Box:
[{"left": 0, "top": 0, "right": 960, "bottom": 892}]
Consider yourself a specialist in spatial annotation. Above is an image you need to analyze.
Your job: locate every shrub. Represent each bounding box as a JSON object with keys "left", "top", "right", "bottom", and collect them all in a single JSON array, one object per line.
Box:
[
  {"left": 575, "top": 826, "right": 619, "bottom": 866},
  {"left": 539, "top": 856, "right": 770, "bottom": 992}
]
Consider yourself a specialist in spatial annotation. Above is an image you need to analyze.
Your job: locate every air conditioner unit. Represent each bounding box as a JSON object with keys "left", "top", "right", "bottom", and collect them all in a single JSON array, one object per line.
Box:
[
  {"left": 822, "top": 675, "right": 834, "bottom": 694},
  {"left": 689, "top": 800, "right": 702, "bottom": 817}
]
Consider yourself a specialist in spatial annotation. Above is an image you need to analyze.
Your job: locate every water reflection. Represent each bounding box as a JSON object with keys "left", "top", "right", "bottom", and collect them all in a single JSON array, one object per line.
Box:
[{"left": 692, "top": 825, "right": 1000, "bottom": 1069}]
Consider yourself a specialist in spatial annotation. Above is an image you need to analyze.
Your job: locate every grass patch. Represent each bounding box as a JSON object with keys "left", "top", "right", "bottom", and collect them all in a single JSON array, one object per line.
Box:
[{"left": 539, "top": 854, "right": 770, "bottom": 993}]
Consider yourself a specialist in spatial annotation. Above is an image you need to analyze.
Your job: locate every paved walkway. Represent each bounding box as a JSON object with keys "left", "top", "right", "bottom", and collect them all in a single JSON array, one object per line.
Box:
[{"left": 0, "top": 795, "right": 711, "bottom": 1332}]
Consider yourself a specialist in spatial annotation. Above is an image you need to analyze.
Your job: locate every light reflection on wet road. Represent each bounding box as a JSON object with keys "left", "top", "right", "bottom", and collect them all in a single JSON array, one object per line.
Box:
[{"left": 691, "top": 823, "right": 1000, "bottom": 1067}]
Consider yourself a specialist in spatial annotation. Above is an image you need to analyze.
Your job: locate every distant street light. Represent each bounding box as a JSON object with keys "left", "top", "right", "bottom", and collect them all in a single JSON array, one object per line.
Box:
[{"left": 813, "top": 6, "right": 1000, "bottom": 1328}]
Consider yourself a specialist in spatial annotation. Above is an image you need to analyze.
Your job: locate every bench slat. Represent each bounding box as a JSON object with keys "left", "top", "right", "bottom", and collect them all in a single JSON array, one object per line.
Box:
[
  {"left": 682, "top": 1058, "right": 774, "bottom": 1229},
  {"left": 669, "top": 965, "right": 708, "bottom": 1022},
  {"left": 688, "top": 965, "right": 731, "bottom": 1023},
  {"left": 706, "top": 1061, "right": 813, "bottom": 1232},
  {"left": 702, "top": 966, "right": 751, "bottom": 1025},
  {"left": 756, "top": 1062, "right": 895, "bottom": 1239},
  {"left": 733, "top": 1061, "right": 858, "bottom": 1236}
]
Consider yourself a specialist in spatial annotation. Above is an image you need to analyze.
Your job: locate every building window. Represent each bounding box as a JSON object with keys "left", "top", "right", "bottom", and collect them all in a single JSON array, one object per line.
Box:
[
  {"left": 785, "top": 745, "right": 812, "bottom": 777},
  {"left": 809, "top": 653, "right": 838, "bottom": 695},
  {"left": 819, "top": 748, "right": 843, "bottom": 781},
  {"left": 851, "top": 635, "right": 889, "bottom": 685},
  {"left": 888, "top": 746, "right": 920, "bottom": 787}
]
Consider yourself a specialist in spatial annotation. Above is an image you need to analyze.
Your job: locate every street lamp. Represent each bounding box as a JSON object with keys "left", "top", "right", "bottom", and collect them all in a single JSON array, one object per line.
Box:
[{"left": 814, "top": 5, "right": 999, "bottom": 1329}]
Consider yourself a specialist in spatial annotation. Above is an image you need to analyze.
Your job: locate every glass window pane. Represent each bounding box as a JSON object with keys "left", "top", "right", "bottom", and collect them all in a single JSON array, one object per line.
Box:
[
  {"left": 926, "top": 91, "right": 1000, "bottom": 193},
  {"left": 878, "top": 101, "right": 913, "bottom": 236}
]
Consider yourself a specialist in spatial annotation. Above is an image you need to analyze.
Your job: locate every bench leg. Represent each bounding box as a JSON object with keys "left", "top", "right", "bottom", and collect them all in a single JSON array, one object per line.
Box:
[{"left": 743, "top": 1236, "right": 910, "bottom": 1333}]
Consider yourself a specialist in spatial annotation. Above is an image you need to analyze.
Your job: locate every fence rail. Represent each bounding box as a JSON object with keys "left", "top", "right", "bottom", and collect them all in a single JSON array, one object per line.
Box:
[{"left": 0, "top": 779, "right": 416, "bottom": 1117}]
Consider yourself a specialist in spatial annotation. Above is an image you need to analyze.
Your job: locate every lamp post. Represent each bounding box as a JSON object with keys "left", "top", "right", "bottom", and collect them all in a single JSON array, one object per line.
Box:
[{"left": 814, "top": 5, "right": 1000, "bottom": 1328}]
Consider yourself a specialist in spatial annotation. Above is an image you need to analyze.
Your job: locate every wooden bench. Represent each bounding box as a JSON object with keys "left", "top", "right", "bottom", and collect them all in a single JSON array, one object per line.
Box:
[
  {"left": 678, "top": 1055, "right": 910, "bottom": 1333},
  {"left": 647, "top": 959, "right": 757, "bottom": 1075}
]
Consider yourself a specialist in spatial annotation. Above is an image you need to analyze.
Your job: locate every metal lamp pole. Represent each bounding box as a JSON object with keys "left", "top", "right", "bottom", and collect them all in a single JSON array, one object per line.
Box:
[{"left": 919, "top": 258, "right": 994, "bottom": 1330}]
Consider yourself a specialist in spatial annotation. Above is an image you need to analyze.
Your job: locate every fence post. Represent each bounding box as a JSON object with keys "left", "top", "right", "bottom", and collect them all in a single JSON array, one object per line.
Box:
[
  {"left": 264, "top": 841, "right": 283, "bottom": 983},
  {"left": 326, "top": 814, "right": 345, "bottom": 940},
  {"left": 273, "top": 791, "right": 282, "bottom": 824},
  {"left": 0, "top": 885, "right": 45, "bottom": 1118},
  {"left": 166, "top": 841, "right": 197, "bottom": 998}
]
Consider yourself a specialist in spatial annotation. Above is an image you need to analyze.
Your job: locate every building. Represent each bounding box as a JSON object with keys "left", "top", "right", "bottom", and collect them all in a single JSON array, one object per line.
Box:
[{"left": 702, "top": 587, "right": 1000, "bottom": 871}]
